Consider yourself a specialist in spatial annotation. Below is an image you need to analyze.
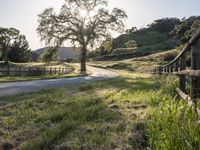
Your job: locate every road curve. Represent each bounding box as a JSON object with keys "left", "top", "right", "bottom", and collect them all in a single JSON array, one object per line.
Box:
[{"left": 0, "top": 65, "right": 119, "bottom": 97}]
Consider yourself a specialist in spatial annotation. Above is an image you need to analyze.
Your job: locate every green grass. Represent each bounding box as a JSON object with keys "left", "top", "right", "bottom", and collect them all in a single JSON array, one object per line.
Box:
[
  {"left": 147, "top": 76, "right": 200, "bottom": 150},
  {"left": 114, "top": 31, "right": 169, "bottom": 49},
  {"left": 89, "top": 49, "right": 179, "bottom": 72},
  {"left": 0, "top": 71, "right": 199, "bottom": 149}
]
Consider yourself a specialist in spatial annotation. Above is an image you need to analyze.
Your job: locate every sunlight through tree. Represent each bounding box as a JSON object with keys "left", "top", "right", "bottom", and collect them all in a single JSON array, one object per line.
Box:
[{"left": 37, "top": 0, "right": 127, "bottom": 71}]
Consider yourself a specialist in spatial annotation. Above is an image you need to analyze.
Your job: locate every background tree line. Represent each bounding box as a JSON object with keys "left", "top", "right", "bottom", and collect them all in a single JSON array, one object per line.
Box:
[
  {"left": 89, "top": 16, "right": 200, "bottom": 59},
  {"left": 0, "top": 27, "right": 31, "bottom": 63}
]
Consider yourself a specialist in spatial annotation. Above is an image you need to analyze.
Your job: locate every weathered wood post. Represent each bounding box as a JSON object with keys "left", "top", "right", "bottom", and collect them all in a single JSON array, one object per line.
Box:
[
  {"left": 159, "top": 67, "right": 162, "bottom": 74},
  {"left": 28, "top": 67, "right": 31, "bottom": 76},
  {"left": 44, "top": 67, "right": 46, "bottom": 75},
  {"left": 174, "top": 61, "right": 179, "bottom": 72},
  {"left": 50, "top": 67, "right": 52, "bottom": 75},
  {"left": 170, "top": 64, "right": 173, "bottom": 73},
  {"left": 7, "top": 64, "right": 10, "bottom": 76},
  {"left": 173, "top": 63, "right": 176, "bottom": 72},
  {"left": 190, "top": 39, "right": 200, "bottom": 99},
  {"left": 166, "top": 65, "right": 170, "bottom": 73},
  {"left": 19, "top": 67, "right": 21, "bottom": 76},
  {"left": 156, "top": 67, "right": 159, "bottom": 74},
  {"left": 164, "top": 66, "right": 167, "bottom": 74},
  {"left": 179, "top": 55, "right": 186, "bottom": 92}
]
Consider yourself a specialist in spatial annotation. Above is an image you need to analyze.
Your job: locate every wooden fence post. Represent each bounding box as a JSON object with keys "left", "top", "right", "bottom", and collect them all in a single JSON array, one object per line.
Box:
[
  {"left": 174, "top": 61, "right": 179, "bottom": 72},
  {"left": 19, "top": 67, "right": 21, "bottom": 76},
  {"left": 170, "top": 65, "right": 173, "bottom": 73},
  {"left": 50, "top": 67, "right": 52, "bottom": 75},
  {"left": 44, "top": 67, "right": 46, "bottom": 75},
  {"left": 166, "top": 65, "right": 169, "bottom": 73},
  {"left": 164, "top": 66, "right": 166, "bottom": 74},
  {"left": 7, "top": 64, "right": 10, "bottom": 76},
  {"left": 190, "top": 39, "right": 200, "bottom": 99},
  {"left": 29, "top": 67, "right": 31, "bottom": 76},
  {"left": 179, "top": 55, "right": 186, "bottom": 92},
  {"left": 159, "top": 67, "right": 162, "bottom": 74}
]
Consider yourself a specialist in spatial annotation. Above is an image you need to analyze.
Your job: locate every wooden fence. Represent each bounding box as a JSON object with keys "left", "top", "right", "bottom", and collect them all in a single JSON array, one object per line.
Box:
[
  {"left": 0, "top": 66, "right": 74, "bottom": 77},
  {"left": 92, "top": 60, "right": 125, "bottom": 64},
  {"left": 151, "top": 28, "right": 200, "bottom": 118}
]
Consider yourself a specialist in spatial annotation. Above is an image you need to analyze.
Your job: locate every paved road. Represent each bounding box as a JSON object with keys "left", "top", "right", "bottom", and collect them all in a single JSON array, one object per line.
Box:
[{"left": 0, "top": 65, "right": 119, "bottom": 97}]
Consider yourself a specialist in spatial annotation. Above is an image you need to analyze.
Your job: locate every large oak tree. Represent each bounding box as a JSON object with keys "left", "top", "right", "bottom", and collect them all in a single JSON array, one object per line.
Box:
[{"left": 37, "top": 0, "right": 127, "bottom": 71}]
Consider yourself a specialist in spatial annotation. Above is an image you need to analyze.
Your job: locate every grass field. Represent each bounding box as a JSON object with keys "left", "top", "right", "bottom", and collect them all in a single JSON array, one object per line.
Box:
[
  {"left": 0, "top": 71, "right": 199, "bottom": 150},
  {"left": 89, "top": 49, "right": 179, "bottom": 72}
]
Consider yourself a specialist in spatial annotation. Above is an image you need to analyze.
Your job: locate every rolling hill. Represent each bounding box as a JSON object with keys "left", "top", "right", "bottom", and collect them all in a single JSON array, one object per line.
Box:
[{"left": 32, "top": 47, "right": 81, "bottom": 61}]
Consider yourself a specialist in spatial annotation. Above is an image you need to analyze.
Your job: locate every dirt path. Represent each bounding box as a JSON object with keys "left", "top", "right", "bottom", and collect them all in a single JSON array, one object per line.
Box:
[{"left": 0, "top": 65, "right": 119, "bottom": 97}]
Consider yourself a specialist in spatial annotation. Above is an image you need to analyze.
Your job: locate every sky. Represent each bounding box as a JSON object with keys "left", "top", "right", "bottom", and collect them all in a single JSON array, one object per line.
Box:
[{"left": 0, "top": 0, "right": 200, "bottom": 50}]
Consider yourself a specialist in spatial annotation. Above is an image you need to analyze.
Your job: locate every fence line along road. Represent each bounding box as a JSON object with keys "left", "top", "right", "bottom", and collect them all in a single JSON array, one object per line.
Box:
[
  {"left": 151, "top": 28, "right": 200, "bottom": 119},
  {"left": 92, "top": 60, "right": 125, "bottom": 64},
  {"left": 0, "top": 66, "right": 74, "bottom": 77}
]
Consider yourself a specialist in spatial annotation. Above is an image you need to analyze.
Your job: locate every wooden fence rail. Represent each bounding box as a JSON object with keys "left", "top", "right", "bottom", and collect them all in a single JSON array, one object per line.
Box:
[
  {"left": 0, "top": 66, "right": 74, "bottom": 77},
  {"left": 92, "top": 60, "right": 125, "bottom": 64},
  {"left": 151, "top": 28, "right": 200, "bottom": 119}
]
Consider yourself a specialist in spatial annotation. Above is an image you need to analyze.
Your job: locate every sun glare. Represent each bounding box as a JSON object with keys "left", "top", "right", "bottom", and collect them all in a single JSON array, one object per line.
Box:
[{"left": 80, "top": 9, "right": 88, "bottom": 17}]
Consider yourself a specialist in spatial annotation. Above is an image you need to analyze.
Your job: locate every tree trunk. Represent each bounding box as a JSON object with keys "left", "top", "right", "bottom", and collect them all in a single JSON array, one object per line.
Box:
[
  {"left": 3, "top": 47, "right": 8, "bottom": 64},
  {"left": 80, "top": 46, "right": 87, "bottom": 72}
]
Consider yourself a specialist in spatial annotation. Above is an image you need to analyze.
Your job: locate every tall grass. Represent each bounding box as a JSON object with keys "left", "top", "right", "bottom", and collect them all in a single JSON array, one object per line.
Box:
[{"left": 147, "top": 75, "right": 200, "bottom": 150}]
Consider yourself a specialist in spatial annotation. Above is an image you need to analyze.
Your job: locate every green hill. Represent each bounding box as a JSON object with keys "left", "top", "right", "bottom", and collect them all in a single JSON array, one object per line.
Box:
[
  {"left": 92, "top": 16, "right": 200, "bottom": 61},
  {"left": 94, "top": 30, "right": 181, "bottom": 61},
  {"left": 113, "top": 30, "right": 169, "bottom": 49},
  {"left": 91, "top": 18, "right": 183, "bottom": 61}
]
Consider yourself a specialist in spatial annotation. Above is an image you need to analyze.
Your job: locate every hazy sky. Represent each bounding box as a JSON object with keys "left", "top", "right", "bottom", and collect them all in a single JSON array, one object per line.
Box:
[{"left": 0, "top": 0, "right": 200, "bottom": 50}]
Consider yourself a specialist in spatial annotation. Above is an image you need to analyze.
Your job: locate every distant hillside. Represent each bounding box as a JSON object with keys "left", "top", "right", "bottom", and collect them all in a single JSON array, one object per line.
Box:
[
  {"left": 92, "top": 30, "right": 181, "bottom": 61},
  {"left": 113, "top": 30, "right": 169, "bottom": 49},
  {"left": 33, "top": 47, "right": 81, "bottom": 61},
  {"left": 91, "top": 18, "right": 183, "bottom": 61}
]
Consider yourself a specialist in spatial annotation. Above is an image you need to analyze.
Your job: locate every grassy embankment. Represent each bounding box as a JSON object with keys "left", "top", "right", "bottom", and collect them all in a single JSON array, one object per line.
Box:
[
  {"left": 0, "top": 70, "right": 199, "bottom": 149},
  {"left": 89, "top": 49, "right": 179, "bottom": 72},
  {"left": 0, "top": 61, "right": 89, "bottom": 83}
]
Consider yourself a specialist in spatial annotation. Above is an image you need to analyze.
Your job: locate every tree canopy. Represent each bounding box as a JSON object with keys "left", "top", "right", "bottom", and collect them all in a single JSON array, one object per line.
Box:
[
  {"left": 37, "top": 0, "right": 127, "bottom": 71},
  {"left": 8, "top": 35, "right": 31, "bottom": 62},
  {"left": 0, "top": 27, "right": 19, "bottom": 62},
  {"left": 40, "top": 47, "right": 58, "bottom": 63},
  {"left": 124, "top": 40, "right": 137, "bottom": 48},
  {"left": 0, "top": 27, "right": 31, "bottom": 63},
  {"left": 171, "top": 16, "right": 200, "bottom": 43},
  {"left": 148, "top": 18, "right": 181, "bottom": 33}
]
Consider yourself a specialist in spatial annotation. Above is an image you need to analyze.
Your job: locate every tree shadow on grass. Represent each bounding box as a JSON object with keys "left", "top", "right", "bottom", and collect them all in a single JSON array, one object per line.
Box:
[
  {"left": 97, "top": 76, "right": 160, "bottom": 93},
  {"left": 0, "top": 93, "right": 128, "bottom": 150},
  {"left": 0, "top": 75, "right": 158, "bottom": 149}
]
